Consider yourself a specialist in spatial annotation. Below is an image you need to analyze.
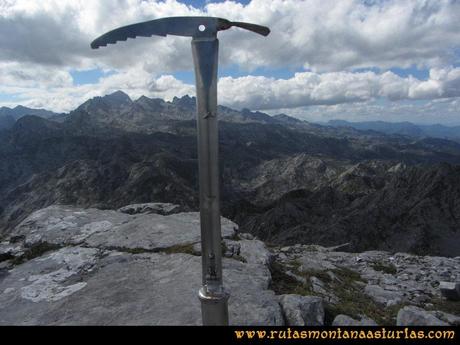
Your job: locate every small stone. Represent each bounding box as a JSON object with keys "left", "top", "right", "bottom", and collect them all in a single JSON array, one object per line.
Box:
[
  {"left": 386, "top": 299, "right": 400, "bottom": 307},
  {"left": 439, "top": 281, "right": 460, "bottom": 301},
  {"left": 431, "top": 311, "right": 460, "bottom": 326},
  {"left": 117, "top": 202, "right": 182, "bottom": 215},
  {"left": 310, "top": 277, "right": 325, "bottom": 292},
  {"left": 238, "top": 233, "right": 254, "bottom": 240},
  {"left": 397, "top": 306, "right": 449, "bottom": 326},
  {"left": 285, "top": 271, "right": 307, "bottom": 284},
  {"left": 277, "top": 253, "right": 288, "bottom": 260},
  {"left": 364, "top": 284, "right": 404, "bottom": 306},
  {"left": 278, "top": 294, "right": 324, "bottom": 326},
  {"left": 412, "top": 294, "right": 430, "bottom": 304},
  {"left": 332, "top": 314, "right": 377, "bottom": 326}
]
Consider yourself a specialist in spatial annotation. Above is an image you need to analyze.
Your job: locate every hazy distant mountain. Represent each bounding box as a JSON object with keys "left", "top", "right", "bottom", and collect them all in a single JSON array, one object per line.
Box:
[
  {"left": 0, "top": 113, "right": 15, "bottom": 131},
  {"left": 0, "top": 105, "right": 63, "bottom": 130},
  {"left": 0, "top": 105, "right": 61, "bottom": 121},
  {"left": 327, "top": 119, "right": 460, "bottom": 141}
]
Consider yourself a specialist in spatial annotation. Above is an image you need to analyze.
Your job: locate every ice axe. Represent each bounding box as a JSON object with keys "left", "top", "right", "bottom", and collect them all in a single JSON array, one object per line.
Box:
[{"left": 91, "top": 16, "right": 270, "bottom": 325}]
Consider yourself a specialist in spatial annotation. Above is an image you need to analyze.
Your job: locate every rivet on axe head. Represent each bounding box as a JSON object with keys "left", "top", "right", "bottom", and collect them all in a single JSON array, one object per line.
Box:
[{"left": 91, "top": 15, "right": 270, "bottom": 326}]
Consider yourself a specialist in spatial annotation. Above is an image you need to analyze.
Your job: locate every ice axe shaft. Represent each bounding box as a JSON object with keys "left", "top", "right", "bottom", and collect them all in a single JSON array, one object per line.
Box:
[
  {"left": 91, "top": 16, "right": 269, "bottom": 326},
  {"left": 192, "top": 37, "right": 229, "bottom": 325}
]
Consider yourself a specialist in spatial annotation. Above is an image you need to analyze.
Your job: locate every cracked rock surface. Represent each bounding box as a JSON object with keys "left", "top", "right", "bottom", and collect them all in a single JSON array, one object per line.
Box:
[
  {"left": 9, "top": 205, "right": 236, "bottom": 251},
  {"left": 0, "top": 204, "right": 282, "bottom": 325}
]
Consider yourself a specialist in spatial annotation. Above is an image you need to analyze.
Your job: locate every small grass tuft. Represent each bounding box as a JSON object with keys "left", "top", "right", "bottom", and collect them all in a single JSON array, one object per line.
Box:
[
  {"left": 228, "top": 232, "right": 241, "bottom": 241},
  {"left": 270, "top": 259, "right": 401, "bottom": 325},
  {"left": 0, "top": 252, "right": 14, "bottom": 263},
  {"left": 429, "top": 298, "right": 460, "bottom": 316},
  {"left": 11, "top": 242, "right": 61, "bottom": 265},
  {"left": 371, "top": 262, "right": 398, "bottom": 275},
  {"left": 162, "top": 243, "right": 197, "bottom": 256},
  {"left": 331, "top": 267, "right": 367, "bottom": 283},
  {"left": 269, "top": 261, "right": 310, "bottom": 295},
  {"left": 123, "top": 247, "right": 150, "bottom": 255}
]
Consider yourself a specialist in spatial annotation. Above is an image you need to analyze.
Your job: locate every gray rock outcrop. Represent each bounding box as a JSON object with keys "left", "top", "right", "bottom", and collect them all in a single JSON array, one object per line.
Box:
[
  {"left": 397, "top": 306, "right": 449, "bottom": 326},
  {"left": 271, "top": 244, "right": 460, "bottom": 326},
  {"left": 0, "top": 204, "right": 282, "bottom": 325},
  {"left": 10, "top": 205, "right": 236, "bottom": 252},
  {"left": 439, "top": 281, "right": 460, "bottom": 301},
  {"left": 278, "top": 294, "right": 324, "bottom": 326},
  {"left": 118, "top": 203, "right": 183, "bottom": 215},
  {"left": 332, "top": 314, "right": 377, "bottom": 326}
]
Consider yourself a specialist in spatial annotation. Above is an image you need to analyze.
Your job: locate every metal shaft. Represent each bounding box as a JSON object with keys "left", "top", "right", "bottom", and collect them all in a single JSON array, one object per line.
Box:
[{"left": 192, "top": 37, "right": 229, "bottom": 325}]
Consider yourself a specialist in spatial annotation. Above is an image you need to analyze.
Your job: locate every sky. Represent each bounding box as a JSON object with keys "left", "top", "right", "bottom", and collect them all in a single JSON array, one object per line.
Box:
[{"left": 1, "top": 0, "right": 460, "bottom": 125}]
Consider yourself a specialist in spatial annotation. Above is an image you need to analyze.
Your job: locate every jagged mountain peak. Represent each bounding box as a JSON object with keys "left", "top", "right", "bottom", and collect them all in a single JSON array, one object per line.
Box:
[
  {"left": 272, "top": 113, "right": 303, "bottom": 124},
  {"left": 134, "top": 95, "right": 166, "bottom": 109},
  {"left": 171, "top": 94, "right": 196, "bottom": 108},
  {"left": 104, "top": 90, "right": 132, "bottom": 104},
  {"left": 240, "top": 108, "right": 275, "bottom": 123},
  {"left": 12, "top": 105, "right": 30, "bottom": 111},
  {"left": 78, "top": 90, "right": 132, "bottom": 112}
]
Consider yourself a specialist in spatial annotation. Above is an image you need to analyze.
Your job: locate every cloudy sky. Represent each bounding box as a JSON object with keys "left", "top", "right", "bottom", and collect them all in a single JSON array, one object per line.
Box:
[{"left": 1, "top": 0, "right": 460, "bottom": 124}]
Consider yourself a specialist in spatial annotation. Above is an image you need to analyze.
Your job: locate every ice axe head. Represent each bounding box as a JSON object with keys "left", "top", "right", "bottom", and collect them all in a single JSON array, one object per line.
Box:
[{"left": 91, "top": 16, "right": 269, "bottom": 49}]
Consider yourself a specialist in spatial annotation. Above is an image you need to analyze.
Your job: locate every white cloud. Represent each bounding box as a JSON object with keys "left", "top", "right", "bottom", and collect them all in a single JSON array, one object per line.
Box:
[
  {"left": 0, "top": 64, "right": 195, "bottom": 111},
  {"left": 2, "top": 63, "right": 459, "bottom": 114},
  {"left": 0, "top": 0, "right": 460, "bottom": 124},
  {"left": 270, "top": 98, "right": 460, "bottom": 126},
  {"left": 207, "top": 0, "right": 460, "bottom": 71},
  {"left": 1, "top": 0, "right": 459, "bottom": 72},
  {"left": 218, "top": 67, "right": 460, "bottom": 110}
]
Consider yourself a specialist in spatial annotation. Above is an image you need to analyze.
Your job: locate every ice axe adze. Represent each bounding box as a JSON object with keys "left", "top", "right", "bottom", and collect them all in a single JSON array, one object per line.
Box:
[{"left": 91, "top": 16, "right": 270, "bottom": 325}]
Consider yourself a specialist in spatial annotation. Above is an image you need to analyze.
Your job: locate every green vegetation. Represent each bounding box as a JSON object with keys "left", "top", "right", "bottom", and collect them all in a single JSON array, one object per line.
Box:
[
  {"left": 269, "top": 259, "right": 402, "bottom": 325},
  {"left": 371, "top": 262, "right": 398, "bottom": 275},
  {"left": 324, "top": 287, "right": 404, "bottom": 326},
  {"left": 269, "top": 261, "right": 309, "bottom": 295},
  {"left": 162, "top": 243, "right": 197, "bottom": 256},
  {"left": 105, "top": 243, "right": 199, "bottom": 256},
  {"left": 429, "top": 298, "right": 460, "bottom": 316},
  {"left": 11, "top": 242, "right": 61, "bottom": 265},
  {"left": 331, "top": 267, "right": 366, "bottom": 284},
  {"left": 0, "top": 252, "right": 14, "bottom": 263},
  {"left": 120, "top": 247, "right": 151, "bottom": 254},
  {"left": 228, "top": 232, "right": 241, "bottom": 241}
]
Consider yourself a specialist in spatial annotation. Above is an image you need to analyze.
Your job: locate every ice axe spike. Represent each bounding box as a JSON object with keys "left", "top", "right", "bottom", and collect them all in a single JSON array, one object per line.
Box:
[{"left": 91, "top": 16, "right": 270, "bottom": 326}]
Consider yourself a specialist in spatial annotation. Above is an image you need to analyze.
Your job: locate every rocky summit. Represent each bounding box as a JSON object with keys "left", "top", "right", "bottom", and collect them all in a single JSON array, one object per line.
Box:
[
  {"left": 0, "top": 203, "right": 458, "bottom": 325},
  {"left": 0, "top": 204, "right": 282, "bottom": 325}
]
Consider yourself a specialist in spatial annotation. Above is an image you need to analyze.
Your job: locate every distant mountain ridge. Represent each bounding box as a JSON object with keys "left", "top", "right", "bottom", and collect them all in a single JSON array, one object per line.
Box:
[
  {"left": 327, "top": 119, "right": 460, "bottom": 142},
  {"left": 4, "top": 92, "right": 460, "bottom": 139},
  {"left": 0, "top": 105, "right": 63, "bottom": 130},
  {"left": 72, "top": 91, "right": 285, "bottom": 132}
]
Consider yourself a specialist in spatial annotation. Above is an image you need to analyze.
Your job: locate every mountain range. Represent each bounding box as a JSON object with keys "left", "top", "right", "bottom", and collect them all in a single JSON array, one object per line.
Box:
[
  {"left": 326, "top": 119, "right": 460, "bottom": 142},
  {"left": 0, "top": 91, "right": 459, "bottom": 256}
]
